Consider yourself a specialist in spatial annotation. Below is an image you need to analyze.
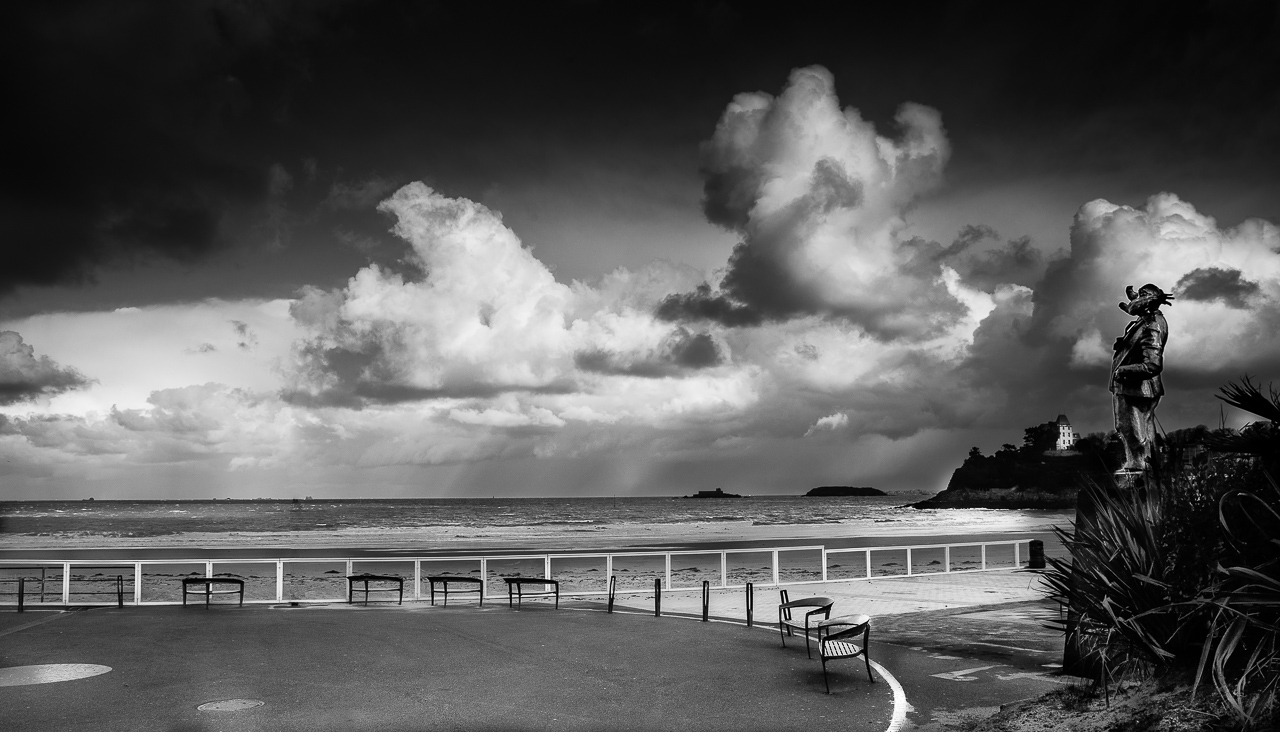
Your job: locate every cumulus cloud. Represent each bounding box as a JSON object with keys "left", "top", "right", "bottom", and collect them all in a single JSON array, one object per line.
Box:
[
  {"left": 953, "top": 193, "right": 1280, "bottom": 431},
  {"left": 283, "top": 183, "right": 727, "bottom": 410},
  {"left": 1030, "top": 194, "right": 1280, "bottom": 376},
  {"left": 0, "top": 331, "right": 94, "bottom": 405},
  {"left": 804, "top": 411, "right": 848, "bottom": 436},
  {"left": 658, "top": 65, "right": 958, "bottom": 339}
]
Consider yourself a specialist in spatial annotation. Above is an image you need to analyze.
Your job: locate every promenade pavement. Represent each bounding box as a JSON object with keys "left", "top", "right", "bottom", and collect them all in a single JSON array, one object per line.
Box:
[{"left": 0, "top": 569, "right": 1082, "bottom": 732}]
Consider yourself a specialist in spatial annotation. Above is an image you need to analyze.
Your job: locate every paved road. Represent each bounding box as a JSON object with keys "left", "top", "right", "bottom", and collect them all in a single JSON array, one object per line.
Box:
[{"left": 0, "top": 596, "right": 1079, "bottom": 731}]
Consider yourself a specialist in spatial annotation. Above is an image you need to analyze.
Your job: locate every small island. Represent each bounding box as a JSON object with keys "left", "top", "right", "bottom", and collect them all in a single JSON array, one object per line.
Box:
[
  {"left": 684, "top": 488, "right": 741, "bottom": 499},
  {"left": 804, "top": 486, "right": 886, "bottom": 497}
]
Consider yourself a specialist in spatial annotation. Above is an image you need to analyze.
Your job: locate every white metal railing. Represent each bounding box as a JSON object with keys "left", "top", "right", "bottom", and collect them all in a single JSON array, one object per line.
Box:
[{"left": 0, "top": 539, "right": 1033, "bottom": 607}]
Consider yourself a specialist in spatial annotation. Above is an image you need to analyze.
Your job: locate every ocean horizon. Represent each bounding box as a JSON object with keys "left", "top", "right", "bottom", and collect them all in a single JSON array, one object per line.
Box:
[{"left": 0, "top": 495, "right": 1072, "bottom": 557}]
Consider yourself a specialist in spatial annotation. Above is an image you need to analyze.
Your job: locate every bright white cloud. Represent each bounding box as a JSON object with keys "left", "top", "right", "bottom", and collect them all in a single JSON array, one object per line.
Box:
[{"left": 805, "top": 412, "right": 848, "bottom": 436}]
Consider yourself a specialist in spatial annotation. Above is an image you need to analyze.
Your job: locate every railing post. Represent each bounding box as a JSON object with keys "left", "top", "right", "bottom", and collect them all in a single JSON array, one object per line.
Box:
[
  {"left": 276, "top": 561, "right": 284, "bottom": 602},
  {"left": 945, "top": 546, "right": 951, "bottom": 573},
  {"left": 906, "top": 548, "right": 913, "bottom": 576},
  {"left": 62, "top": 563, "right": 70, "bottom": 606},
  {"left": 821, "top": 548, "right": 828, "bottom": 583},
  {"left": 1014, "top": 542, "right": 1021, "bottom": 568},
  {"left": 721, "top": 552, "right": 728, "bottom": 589},
  {"left": 607, "top": 575, "right": 616, "bottom": 613},
  {"left": 745, "top": 583, "right": 754, "bottom": 627},
  {"left": 664, "top": 554, "right": 672, "bottom": 592},
  {"left": 545, "top": 555, "right": 552, "bottom": 581},
  {"left": 865, "top": 550, "right": 872, "bottom": 579},
  {"left": 413, "top": 560, "right": 421, "bottom": 602},
  {"left": 605, "top": 555, "right": 613, "bottom": 593},
  {"left": 981, "top": 544, "right": 987, "bottom": 570},
  {"left": 480, "top": 557, "right": 488, "bottom": 601},
  {"left": 772, "top": 550, "right": 779, "bottom": 586}
]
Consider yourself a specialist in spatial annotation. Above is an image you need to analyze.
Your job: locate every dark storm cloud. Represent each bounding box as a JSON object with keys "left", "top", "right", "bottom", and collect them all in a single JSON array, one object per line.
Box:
[
  {"left": 1, "top": 2, "right": 327, "bottom": 295},
  {"left": 282, "top": 335, "right": 577, "bottom": 409},
  {"left": 0, "top": 331, "right": 94, "bottom": 405},
  {"left": 1174, "top": 267, "right": 1260, "bottom": 309},
  {"left": 911, "top": 226, "right": 1050, "bottom": 291},
  {"left": 574, "top": 328, "right": 724, "bottom": 378}
]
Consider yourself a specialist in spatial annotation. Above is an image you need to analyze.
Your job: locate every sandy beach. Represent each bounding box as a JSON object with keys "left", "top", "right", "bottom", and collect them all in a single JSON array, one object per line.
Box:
[{"left": 1, "top": 522, "right": 1063, "bottom": 606}]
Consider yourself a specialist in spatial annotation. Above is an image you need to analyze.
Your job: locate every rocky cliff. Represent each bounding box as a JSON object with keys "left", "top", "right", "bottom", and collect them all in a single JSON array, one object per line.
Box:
[{"left": 911, "top": 450, "right": 1109, "bottom": 509}]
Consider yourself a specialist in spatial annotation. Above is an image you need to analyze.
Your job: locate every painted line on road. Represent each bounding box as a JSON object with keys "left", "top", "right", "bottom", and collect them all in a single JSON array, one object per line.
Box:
[
  {"left": 972, "top": 641, "right": 1048, "bottom": 653},
  {"left": 0, "top": 610, "right": 74, "bottom": 638},
  {"left": 931, "top": 664, "right": 1005, "bottom": 682}
]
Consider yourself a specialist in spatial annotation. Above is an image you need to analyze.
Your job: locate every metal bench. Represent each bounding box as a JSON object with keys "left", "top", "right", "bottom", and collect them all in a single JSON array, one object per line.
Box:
[
  {"left": 181, "top": 577, "right": 245, "bottom": 608},
  {"left": 426, "top": 575, "right": 484, "bottom": 606},
  {"left": 778, "top": 590, "right": 834, "bottom": 658},
  {"left": 817, "top": 614, "right": 874, "bottom": 693},
  {"left": 502, "top": 577, "right": 559, "bottom": 608},
  {"left": 347, "top": 574, "right": 404, "bottom": 605}
]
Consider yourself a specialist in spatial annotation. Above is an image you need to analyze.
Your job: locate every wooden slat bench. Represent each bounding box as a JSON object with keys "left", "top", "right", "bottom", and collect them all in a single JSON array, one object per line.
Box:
[
  {"left": 426, "top": 575, "right": 484, "bottom": 606},
  {"left": 181, "top": 577, "right": 245, "bottom": 608},
  {"left": 503, "top": 577, "right": 559, "bottom": 609},
  {"left": 347, "top": 574, "right": 404, "bottom": 605}
]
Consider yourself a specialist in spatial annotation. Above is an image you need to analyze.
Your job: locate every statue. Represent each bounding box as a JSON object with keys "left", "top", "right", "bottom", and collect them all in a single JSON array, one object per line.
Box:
[{"left": 1109, "top": 283, "right": 1173, "bottom": 473}]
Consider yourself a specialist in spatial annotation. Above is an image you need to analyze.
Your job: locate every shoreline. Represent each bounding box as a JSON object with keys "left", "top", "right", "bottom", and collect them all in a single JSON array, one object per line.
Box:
[{"left": 0, "top": 529, "right": 1064, "bottom": 561}]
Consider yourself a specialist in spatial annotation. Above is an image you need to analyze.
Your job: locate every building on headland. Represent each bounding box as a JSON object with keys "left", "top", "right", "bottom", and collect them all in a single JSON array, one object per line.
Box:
[{"left": 1055, "top": 414, "right": 1080, "bottom": 451}]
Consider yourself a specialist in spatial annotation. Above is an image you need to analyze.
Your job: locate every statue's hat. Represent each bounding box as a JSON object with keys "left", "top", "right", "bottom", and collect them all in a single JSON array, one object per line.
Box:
[{"left": 1119, "top": 283, "right": 1174, "bottom": 314}]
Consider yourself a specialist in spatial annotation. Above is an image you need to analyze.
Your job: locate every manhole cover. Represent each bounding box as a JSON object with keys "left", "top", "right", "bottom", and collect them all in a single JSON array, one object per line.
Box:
[
  {"left": 198, "top": 699, "right": 264, "bottom": 711},
  {"left": 0, "top": 664, "right": 112, "bottom": 687}
]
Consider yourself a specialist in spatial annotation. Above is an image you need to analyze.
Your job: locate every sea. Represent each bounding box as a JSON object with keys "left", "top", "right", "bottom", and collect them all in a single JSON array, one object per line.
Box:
[{"left": 0, "top": 495, "right": 1073, "bottom": 556}]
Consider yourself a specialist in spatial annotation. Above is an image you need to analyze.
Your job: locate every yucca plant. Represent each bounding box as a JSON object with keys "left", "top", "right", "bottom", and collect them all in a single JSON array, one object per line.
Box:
[{"left": 1040, "top": 473, "right": 1190, "bottom": 681}]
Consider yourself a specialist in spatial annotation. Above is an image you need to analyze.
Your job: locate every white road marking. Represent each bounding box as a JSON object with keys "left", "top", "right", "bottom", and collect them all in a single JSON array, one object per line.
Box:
[{"left": 931, "top": 664, "right": 1005, "bottom": 681}]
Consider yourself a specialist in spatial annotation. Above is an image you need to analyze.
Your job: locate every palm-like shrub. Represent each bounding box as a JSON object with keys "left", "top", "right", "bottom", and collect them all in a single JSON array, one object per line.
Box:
[{"left": 1040, "top": 470, "right": 1201, "bottom": 679}]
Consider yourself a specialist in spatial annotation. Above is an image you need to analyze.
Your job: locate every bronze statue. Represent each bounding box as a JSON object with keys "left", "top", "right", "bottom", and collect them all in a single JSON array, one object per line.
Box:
[{"left": 1110, "top": 283, "right": 1173, "bottom": 472}]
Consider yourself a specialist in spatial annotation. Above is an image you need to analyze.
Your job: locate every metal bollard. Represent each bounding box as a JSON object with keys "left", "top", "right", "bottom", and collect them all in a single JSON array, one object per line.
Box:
[
  {"left": 1028, "top": 539, "right": 1046, "bottom": 569},
  {"left": 701, "top": 581, "right": 709, "bottom": 622},
  {"left": 607, "top": 575, "right": 616, "bottom": 613},
  {"left": 18, "top": 576, "right": 24, "bottom": 613},
  {"left": 745, "top": 582, "right": 753, "bottom": 627},
  {"left": 654, "top": 578, "right": 661, "bottom": 617}
]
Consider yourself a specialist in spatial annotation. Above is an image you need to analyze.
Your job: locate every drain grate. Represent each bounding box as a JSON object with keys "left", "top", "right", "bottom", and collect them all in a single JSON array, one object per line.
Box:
[
  {"left": 198, "top": 699, "right": 264, "bottom": 711},
  {"left": 0, "top": 664, "right": 112, "bottom": 687}
]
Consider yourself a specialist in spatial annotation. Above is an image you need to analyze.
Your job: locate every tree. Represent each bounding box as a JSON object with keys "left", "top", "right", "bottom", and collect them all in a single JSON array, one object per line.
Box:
[{"left": 1021, "top": 421, "right": 1058, "bottom": 454}]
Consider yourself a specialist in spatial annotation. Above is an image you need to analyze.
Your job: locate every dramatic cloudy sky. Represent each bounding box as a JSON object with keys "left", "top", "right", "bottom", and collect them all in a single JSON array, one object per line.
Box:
[{"left": 3, "top": 1, "right": 1279, "bottom": 499}]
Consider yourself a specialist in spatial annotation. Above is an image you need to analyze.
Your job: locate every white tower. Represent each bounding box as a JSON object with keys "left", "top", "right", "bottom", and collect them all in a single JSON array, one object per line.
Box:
[{"left": 1055, "top": 414, "right": 1077, "bottom": 451}]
